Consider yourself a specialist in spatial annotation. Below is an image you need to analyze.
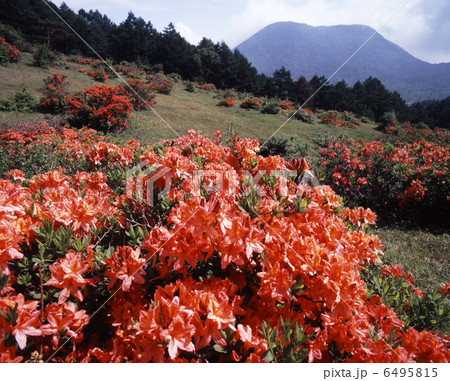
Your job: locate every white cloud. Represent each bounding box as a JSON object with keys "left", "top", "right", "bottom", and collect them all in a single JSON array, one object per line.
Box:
[{"left": 175, "top": 22, "right": 202, "bottom": 45}]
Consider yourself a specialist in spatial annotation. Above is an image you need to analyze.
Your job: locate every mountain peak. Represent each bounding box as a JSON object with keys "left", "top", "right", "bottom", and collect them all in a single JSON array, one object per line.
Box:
[{"left": 236, "top": 22, "right": 450, "bottom": 102}]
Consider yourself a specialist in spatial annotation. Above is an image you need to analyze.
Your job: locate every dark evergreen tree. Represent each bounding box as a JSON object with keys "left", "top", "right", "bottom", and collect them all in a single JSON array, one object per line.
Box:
[
  {"left": 272, "top": 66, "right": 293, "bottom": 99},
  {"left": 231, "top": 49, "right": 258, "bottom": 92},
  {"left": 157, "top": 23, "right": 195, "bottom": 78},
  {"left": 112, "top": 12, "right": 157, "bottom": 64},
  {"left": 194, "top": 38, "right": 220, "bottom": 84},
  {"left": 292, "top": 75, "right": 314, "bottom": 106}
]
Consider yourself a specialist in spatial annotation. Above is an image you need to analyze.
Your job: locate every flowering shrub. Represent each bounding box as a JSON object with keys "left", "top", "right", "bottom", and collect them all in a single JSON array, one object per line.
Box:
[
  {"left": 321, "top": 137, "right": 450, "bottom": 225},
  {"left": 0, "top": 128, "right": 448, "bottom": 363},
  {"left": 117, "top": 63, "right": 146, "bottom": 78},
  {"left": 293, "top": 108, "right": 316, "bottom": 124},
  {"left": 362, "top": 264, "right": 449, "bottom": 332},
  {"left": 0, "top": 37, "right": 21, "bottom": 65},
  {"left": 66, "top": 85, "right": 133, "bottom": 132},
  {"left": 385, "top": 122, "right": 449, "bottom": 144},
  {"left": 240, "top": 97, "right": 263, "bottom": 110},
  {"left": 121, "top": 78, "right": 156, "bottom": 110},
  {"left": 10, "top": 40, "right": 32, "bottom": 54},
  {"left": 217, "top": 98, "right": 236, "bottom": 107},
  {"left": 87, "top": 68, "right": 109, "bottom": 82},
  {"left": 147, "top": 73, "right": 174, "bottom": 95},
  {"left": 280, "top": 100, "right": 294, "bottom": 112},
  {"left": 40, "top": 73, "right": 70, "bottom": 113},
  {"left": 196, "top": 83, "right": 216, "bottom": 93},
  {"left": 319, "top": 110, "right": 360, "bottom": 129},
  {"left": 0, "top": 124, "right": 139, "bottom": 179},
  {"left": 67, "top": 57, "right": 93, "bottom": 66}
]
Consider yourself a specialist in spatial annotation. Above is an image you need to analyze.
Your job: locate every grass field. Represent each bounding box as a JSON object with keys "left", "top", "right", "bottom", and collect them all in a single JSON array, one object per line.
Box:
[{"left": 0, "top": 58, "right": 448, "bottom": 296}]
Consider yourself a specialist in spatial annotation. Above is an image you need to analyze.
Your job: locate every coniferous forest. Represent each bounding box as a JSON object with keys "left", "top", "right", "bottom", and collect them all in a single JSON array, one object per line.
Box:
[{"left": 0, "top": 0, "right": 449, "bottom": 127}]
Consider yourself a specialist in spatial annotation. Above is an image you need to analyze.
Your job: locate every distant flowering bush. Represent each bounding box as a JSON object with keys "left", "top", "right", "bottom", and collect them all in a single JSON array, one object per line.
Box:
[
  {"left": 66, "top": 85, "right": 133, "bottom": 132},
  {"left": 0, "top": 37, "right": 21, "bottom": 65},
  {"left": 196, "top": 83, "right": 216, "bottom": 93},
  {"left": 319, "top": 110, "right": 360, "bottom": 129},
  {"left": 321, "top": 137, "right": 450, "bottom": 224},
  {"left": 385, "top": 122, "right": 450, "bottom": 144},
  {"left": 222, "top": 88, "right": 238, "bottom": 100},
  {"left": 87, "top": 68, "right": 109, "bottom": 82},
  {"left": 67, "top": 57, "right": 94, "bottom": 65},
  {"left": 122, "top": 77, "right": 156, "bottom": 110},
  {"left": 293, "top": 108, "right": 316, "bottom": 124},
  {"left": 280, "top": 100, "right": 294, "bottom": 112},
  {"left": 40, "top": 73, "right": 70, "bottom": 113},
  {"left": 118, "top": 63, "right": 146, "bottom": 78},
  {"left": 147, "top": 73, "right": 174, "bottom": 95},
  {"left": 240, "top": 97, "right": 263, "bottom": 110},
  {"left": 217, "top": 98, "right": 236, "bottom": 107}
]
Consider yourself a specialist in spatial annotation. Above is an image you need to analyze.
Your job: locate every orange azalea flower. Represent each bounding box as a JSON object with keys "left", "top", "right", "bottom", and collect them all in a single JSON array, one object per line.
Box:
[
  {"left": 46, "top": 251, "right": 96, "bottom": 303},
  {"left": 0, "top": 294, "right": 42, "bottom": 349},
  {"left": 40, "top": 302, "right": 89, "bottom": 349},
  {"left": 103, "top": 246, "right": 146, "bottom": 291}
]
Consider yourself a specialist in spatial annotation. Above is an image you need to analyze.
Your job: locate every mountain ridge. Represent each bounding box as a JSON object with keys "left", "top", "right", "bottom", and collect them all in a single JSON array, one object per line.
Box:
[{"left": 236, "top": 22, "right": 450, "bottom": 102}]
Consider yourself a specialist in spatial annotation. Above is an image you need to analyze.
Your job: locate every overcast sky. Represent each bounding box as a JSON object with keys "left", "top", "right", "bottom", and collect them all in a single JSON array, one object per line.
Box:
[{"left": 52, "top": 0, "right": 450, "bottom": 64}]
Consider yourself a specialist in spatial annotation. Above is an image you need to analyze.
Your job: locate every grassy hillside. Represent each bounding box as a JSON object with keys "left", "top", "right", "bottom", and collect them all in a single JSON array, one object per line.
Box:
[
  {"left": 0, "top": 53, "right": 383, "bottom": 149},
  {"left": 0, "top": 57, "right": 448, "bottom": 299}
]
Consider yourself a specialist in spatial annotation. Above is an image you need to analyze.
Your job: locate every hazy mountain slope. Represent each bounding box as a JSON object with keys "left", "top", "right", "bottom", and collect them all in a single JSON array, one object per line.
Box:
[{"left": 236, "top": 22, "right": 450, "bottom": 102}]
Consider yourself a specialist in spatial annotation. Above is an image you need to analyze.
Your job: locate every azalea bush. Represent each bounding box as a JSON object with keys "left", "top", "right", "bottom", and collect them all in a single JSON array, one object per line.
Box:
[
  {"left": 66, "top": 85, "right": 133, "bottom": 132},
  {"left": 280, "top": 100, "right": 294, "bottom": 113},
  {"left": 0, "top": 127, "right": 449, "bottom": 363},
  {"left": 240, "top": 97, "right": 263, "bottom": 110},
  {"left": 67, "top": 57, "right": 93, "bottom": 66},
  {"left": 87, "top": 68, "right": 109, "bottom": 82},
  {"left": 319, "top": 110, "right": 360, "bottom": 129},
  {"left": 217, "top": 98, "right": 236, "bottom": 107},
  {"left": 117, "top": 62, "right": 146, "bottom": 78},
  {"left": 40, "top": 73, "right": 70, "bottom": 114},
  {"left": 147, "top": 73, "right": 174, "bottom": 95},
  {"left": 0, "top": 124, "right": 138, "bottom": 179},
  {"left": 320, "top": 137, "right": 450, "bottom": 225},
  {"left": 196, "top": 83, "right": 216, "bottom": 93},
  {"left": 0, "top": 37, "right": 21, "bottom": 65},
  {"left": 121, "top": 78, "right": 156, "bottom": 111},
  {"left": 384, "top": 121, "right": 449, "bottom": 144},
  {"left": 221, "top": 89, "right": 238, "bottom": 100},
  {"left": 293, "top": 108, "right": 316, "bottom": 124}
]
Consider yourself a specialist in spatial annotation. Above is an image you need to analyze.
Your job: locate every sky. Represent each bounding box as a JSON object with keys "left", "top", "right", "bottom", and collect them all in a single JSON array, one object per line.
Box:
[{"left": 52, "top": 0, "right": 450, "bottom": 64}]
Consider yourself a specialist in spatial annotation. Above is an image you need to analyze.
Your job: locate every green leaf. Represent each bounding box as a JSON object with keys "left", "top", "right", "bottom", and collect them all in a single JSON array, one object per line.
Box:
[
  {"left": 261, "top": 350, "right": 274, "bottom": 362},
  {"left": 213, "top": 344, "right": 228, "bottom": 354},
  {"left": 0, "top": 274, "right": 9, "bottom": 292}
]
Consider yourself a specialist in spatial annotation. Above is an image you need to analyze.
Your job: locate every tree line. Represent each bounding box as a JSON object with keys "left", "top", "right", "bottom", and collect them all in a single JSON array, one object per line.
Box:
[{"left": 0, "top": 0, "right": 448, "bottom": 128}]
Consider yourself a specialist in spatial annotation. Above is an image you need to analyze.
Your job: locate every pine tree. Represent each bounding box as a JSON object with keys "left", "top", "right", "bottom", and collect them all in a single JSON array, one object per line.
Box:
[{"left": 273, "top": 66, "right": 293, "bottom": 99}]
